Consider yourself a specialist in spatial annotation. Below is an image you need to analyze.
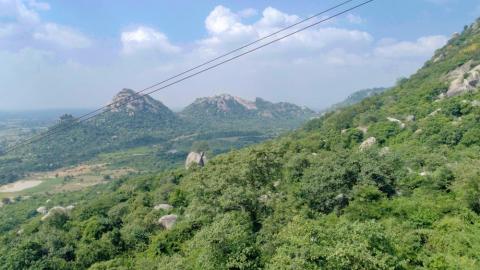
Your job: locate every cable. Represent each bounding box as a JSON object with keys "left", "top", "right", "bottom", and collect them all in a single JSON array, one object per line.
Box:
[
  {"left": 7, "top": 0, "right": 356, "bottom": 152},
  {"left": 3, "top": 0, "right": 375, "bottom": 155}
]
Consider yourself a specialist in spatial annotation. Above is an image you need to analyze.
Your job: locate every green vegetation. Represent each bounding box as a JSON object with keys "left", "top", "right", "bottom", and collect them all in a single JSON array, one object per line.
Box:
[
  {"left": 326, "top": 87, "right": 388, "bottom": 112},
  {"left": 0, "top": 93, "right": 314, "bottom": 185},
  {"left": 1, "top": 17, "right": 480, "bottom": 270}
]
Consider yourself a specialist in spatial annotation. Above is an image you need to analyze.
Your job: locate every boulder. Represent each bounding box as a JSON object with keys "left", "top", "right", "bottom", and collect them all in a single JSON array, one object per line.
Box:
[
  {"left": 419, "top": 171, "right": 430, "bottom": 177},
  {"left": 387, "top": 117, "right": 406, "bottom": 129},
  {"left": 36, "top": 206, "right": 48, "bottom": 215},
  {"left": 158, "top": 214, "right": 177, "bottom": 230},
  {"left": 359, "top": 137, "right": 376, "bottom": 151},
  {"left": 185, "top": 152, "right": 207, "bottom": 169},
  {"left": 154, "top": 204, "right": 173, "bottom": 211},
  {"left": 405, "top": 115, "right": 415, "bottom": 122},
  {"left": 258, "top": 194, "right": 269, "bottom": 203},
  {"left": 414, "top": 129, "right": 423, "bottom": 135},
  {"left": 41, "top": 206, "right": 68, "bottom": 221}
]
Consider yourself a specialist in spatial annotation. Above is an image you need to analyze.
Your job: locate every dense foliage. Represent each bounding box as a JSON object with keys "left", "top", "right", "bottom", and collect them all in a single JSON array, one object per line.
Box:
[{"left": 2, "top": 18, "right": 480, "bottom": 270}]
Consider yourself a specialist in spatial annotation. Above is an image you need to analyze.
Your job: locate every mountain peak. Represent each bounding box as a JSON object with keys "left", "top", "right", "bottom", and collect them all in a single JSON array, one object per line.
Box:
[
  {"left": 107, "top": 88, "right": 171, "bottom": 115},
  {"left": 193, "top": 94, "right": 257, "bottom": 112},
  {"left": 182, "top": 93, "right": 315, "bottom": 122}
]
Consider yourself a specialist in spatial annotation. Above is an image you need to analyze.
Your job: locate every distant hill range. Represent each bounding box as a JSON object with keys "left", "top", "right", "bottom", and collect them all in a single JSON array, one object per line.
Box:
[
  {"left": 180, "top": 93, "right": 316, "bottom": 130},
  {"left": 325, "top": 87, "right": 388, "bottom": 112},
  {"left": 102, "top": 89, "right": 316, "bottom": 126},
  {"left": 0, "top": 90, "right": 316, "bottom": 184}
]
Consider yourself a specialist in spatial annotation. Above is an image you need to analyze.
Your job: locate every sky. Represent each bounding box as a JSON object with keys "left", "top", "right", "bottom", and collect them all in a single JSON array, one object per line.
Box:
[{"left": 0, "top": 0, "right": 479, "bottom": 111}]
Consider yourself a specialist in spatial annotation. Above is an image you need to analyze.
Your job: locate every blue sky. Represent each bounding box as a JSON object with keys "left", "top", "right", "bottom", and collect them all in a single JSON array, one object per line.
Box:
[{"left": 1, "top": 0, "right": 479, "bottom": 110}]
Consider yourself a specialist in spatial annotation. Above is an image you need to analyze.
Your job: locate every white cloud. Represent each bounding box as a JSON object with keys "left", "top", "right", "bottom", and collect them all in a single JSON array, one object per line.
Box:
[
  {"left": 121, "top": 26, "right": 180, "bottom": 54},
  {"left": 34, "top": 23, "right": 92, "bottom": 49},
  {"left": 0, "top": 0, "right": 92, "bottom": 50},
  {"left": 256, "top": 7, "right": 299, "bottom": 30},
  {"left": 198, "top": 6, "right": 372, "bottom": 56},
  {"left": 0, "top": 4, "right": 452, "bottom": 111},
  {"left": 374, "top": 35, "right": 448, "bottom": 58},
  {"left": 205, "top": 5, "right": 243, "bottom": 34}
]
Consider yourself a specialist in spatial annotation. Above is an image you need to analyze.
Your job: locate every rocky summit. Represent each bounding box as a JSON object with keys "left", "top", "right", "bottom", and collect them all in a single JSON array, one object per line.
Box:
[
  {"left": 107, "top": 88, "right": 172, "bottom": 115},
  {"left": 181, "top": 93, "right": 316, "bottom": 120}
]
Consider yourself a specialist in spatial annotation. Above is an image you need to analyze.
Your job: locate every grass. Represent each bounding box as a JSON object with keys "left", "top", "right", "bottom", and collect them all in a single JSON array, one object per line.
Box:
[{"left": 0, "top": 164, "right": 135, "bottom": 199}]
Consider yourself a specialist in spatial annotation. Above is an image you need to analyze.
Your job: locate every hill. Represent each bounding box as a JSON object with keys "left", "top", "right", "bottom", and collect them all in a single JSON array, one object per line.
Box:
[
  {"left": 180, "top": 94, "right": 316, "bottom": 130},
  {"left": 327, "top": 87, "right": 387, "bottom": 111},
  {"left": 0, "top": 92, "right": 313, "bottom": 184},
  {"left": 1, "top": 18, "right": 480, "bottom": 270}
]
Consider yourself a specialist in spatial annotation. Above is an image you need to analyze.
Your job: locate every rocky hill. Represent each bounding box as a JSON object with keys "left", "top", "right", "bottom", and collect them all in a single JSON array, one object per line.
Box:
[
  {"left": 181, "top": 94, "right": 314, "bottom": 119},
  {"left": 0, "top": 91, "right": 314, "bottom": 184},
  {"left": 107, "top": 89, "right": 176, "bottom": 117},
  {"left": 180, "top": 94, "right": 316, "bottom": 130}
]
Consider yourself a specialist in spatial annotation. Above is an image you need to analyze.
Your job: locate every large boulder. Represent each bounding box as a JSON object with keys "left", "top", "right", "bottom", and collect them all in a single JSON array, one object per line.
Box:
[
  {"left": 185, "top": 152, "right": 207, "bottom": 169},
  {"left": 158, "top": 214, "right": 177, "bottom": 230}
]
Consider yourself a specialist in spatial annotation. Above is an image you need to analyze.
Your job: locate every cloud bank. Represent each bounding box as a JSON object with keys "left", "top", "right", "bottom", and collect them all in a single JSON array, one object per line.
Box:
[{"left": 0, "top": 2, "right": 448, "bottom": 110}]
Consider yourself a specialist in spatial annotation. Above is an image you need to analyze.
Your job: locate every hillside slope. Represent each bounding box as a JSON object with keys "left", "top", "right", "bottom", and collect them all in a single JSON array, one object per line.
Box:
[
  {"left": 2, "top": 19, "right": 480, "bottom": 269},
  {"left": 326, "top": 87, "right": 387, "bottom": 111}
]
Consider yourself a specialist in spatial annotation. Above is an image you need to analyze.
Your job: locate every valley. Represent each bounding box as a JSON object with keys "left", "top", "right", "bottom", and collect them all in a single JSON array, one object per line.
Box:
[
  {"left": 0, "top": 92, "right": 315, "bottom": 198},
  {"left": 0, "top": 163, "right": 135, "bottom": 200}
]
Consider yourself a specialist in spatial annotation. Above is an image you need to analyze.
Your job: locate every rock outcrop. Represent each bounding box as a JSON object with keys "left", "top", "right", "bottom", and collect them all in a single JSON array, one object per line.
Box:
[
  {"left": 359, "top": 137, "right": 376, "bottom": 151},
  {"left": 181, "top": 94, "right": 315, "bottom": 120},
  {"left": 446, "top": 61, "right": 480, "bottom": 97},
  {"left": 405, "top": 115, "right": 415, "bottom": 122},
  {"left": 41, "top": 206, "right": 68, "bottom": 221},
  {"left": 185, "top": 152, "right": 207, "bottom": 169},
  {"left": 37, "top": 206, "right": 48, "bottom": 215},
  {"left": 387, "top": 117, "right": 406, "bottom": 129},
  {"left": 107, "top": 88, "right": 174, "bottom": 116},
  {"left": 158, "top": 214, "right": 177, "bottom": 230}
]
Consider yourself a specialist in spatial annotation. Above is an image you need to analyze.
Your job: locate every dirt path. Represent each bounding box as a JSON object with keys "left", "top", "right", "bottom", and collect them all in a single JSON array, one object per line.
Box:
[{"left": 0, "top": 180, "right": 43, "bottom": 193}]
